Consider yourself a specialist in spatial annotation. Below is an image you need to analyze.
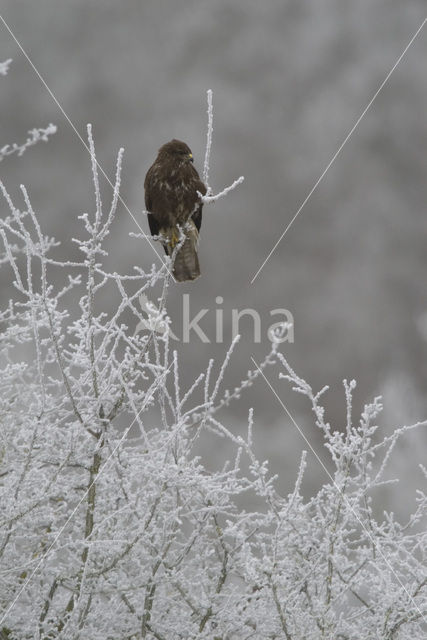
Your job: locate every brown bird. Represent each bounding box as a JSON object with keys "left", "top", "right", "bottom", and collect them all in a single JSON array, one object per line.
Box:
[{"left": 144, "top": 139, "right": 207, "bottom": 282}]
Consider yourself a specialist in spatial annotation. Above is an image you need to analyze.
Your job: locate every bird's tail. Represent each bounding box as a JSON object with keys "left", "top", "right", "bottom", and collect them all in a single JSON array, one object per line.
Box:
[{"left": 167, "top": 223, "right": 200, "bottom": 282}]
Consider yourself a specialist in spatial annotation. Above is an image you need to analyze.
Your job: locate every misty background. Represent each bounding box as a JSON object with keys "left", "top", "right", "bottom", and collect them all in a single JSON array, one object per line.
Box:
[{"left": 1, "top": 0, "right": 426, "bottom": 512}]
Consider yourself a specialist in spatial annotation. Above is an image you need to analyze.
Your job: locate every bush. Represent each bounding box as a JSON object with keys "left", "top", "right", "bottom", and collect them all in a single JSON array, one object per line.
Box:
[{"left": 0, "top": 82, "right": 426, "bottom": 639}]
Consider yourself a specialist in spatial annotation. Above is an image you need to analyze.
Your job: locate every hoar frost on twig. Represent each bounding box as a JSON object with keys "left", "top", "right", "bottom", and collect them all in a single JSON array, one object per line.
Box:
[
  {"left": 199, "top": 88, "right": 244, "bottom": 204},
  {"left": 0, "top": 124, "right": 57, "bottom": 163},
  {"left": 0, "top": 54, "right": 57, "bottom": 163},
  {"left": 0, "top": 58, "right": 12, "bottom": 76}
]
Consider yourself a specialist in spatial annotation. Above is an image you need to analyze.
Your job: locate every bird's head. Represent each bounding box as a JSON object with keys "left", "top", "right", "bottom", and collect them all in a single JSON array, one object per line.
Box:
[{"left": 157, "top": 139, "right": 194, "bottom": 165}]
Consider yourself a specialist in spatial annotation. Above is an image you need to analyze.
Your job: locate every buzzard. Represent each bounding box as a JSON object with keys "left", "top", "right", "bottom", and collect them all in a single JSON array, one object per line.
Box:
[{"left": 144, "top": 139, "right": 207, "bottom": 282}]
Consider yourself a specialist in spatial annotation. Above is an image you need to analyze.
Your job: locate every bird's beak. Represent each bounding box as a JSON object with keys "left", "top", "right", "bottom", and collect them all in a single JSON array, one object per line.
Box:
[{"left": 188, "top": 153, "right": 194, "bottom": 162}]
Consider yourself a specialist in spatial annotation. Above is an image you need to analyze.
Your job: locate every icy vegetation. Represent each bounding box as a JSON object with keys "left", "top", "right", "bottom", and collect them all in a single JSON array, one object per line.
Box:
[
  {"left": 0, "top": 59, "right": 12, "bottom": 76},
  {"left": 0, "top": 123, "right": 57, "bottom": 163},
  {"left": 0, "top": 95, "right": 426, "bottom": 639}
]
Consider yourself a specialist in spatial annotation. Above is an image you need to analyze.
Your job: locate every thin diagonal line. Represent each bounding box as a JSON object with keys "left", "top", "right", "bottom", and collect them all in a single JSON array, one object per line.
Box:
[
  {"left": 251, "top": 357, "right": 332, "bottom": 480},
  {"left": 251, "top": 16, "right": 427, "bottom": 283},
  {"left": 251, "top": 357, "right": 427, "bottom": 624},
  {"left": 0, "top": 363, "right": 172, "bottom": 628},
  {"left": 0, "top": 13, "right": 168, "bottom": 273}
]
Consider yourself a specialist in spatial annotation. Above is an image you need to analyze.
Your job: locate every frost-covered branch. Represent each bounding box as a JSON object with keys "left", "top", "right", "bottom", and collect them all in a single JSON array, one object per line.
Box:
[
  {"left": 0, "top": 60, "right": 56, "bottom": 164},
  {"left": 0, "top": 58, "right": 12, "bottom": 76},
  {"left": 199, "top": 89, "right": 244, "bottom": 207},
  {"left": 202, "top": 88, "right": 213, "bottom": 193},
  {"left": 200, "top": 175, "right": 245, "bottom": 204},
  {"left": 0, "top": 124, "right": 57, "bottom": 162}
]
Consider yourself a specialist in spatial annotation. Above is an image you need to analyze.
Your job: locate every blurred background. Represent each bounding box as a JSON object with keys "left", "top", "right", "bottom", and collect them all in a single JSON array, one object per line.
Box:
[{"left": 1, "top": 0, "right": 427, "bottom": 513}]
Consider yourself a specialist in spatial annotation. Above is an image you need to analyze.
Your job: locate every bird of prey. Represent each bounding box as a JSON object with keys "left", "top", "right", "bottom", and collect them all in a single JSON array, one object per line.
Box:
[{"left": 144, "top": 139, "right": 207, "bottom": 282}]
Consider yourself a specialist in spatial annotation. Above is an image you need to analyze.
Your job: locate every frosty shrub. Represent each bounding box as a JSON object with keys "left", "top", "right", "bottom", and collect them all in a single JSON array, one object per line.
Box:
[{"left": 0, "top": 95, "right": 426, "bottom": 639}]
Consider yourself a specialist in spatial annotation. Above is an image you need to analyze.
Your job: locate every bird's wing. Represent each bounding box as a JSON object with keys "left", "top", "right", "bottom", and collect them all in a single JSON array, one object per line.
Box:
[
  {"left": 191, "top": 170, "right": 207, "bottom": 233},
  {"left": 144, "top": 165, "right": 160, "bottom": 237}
]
